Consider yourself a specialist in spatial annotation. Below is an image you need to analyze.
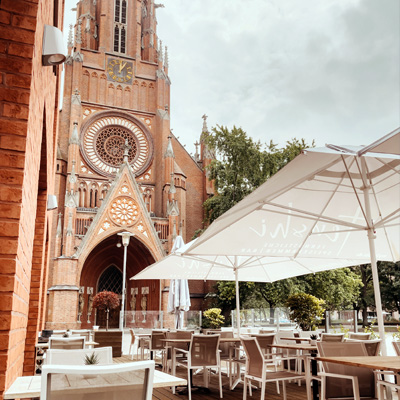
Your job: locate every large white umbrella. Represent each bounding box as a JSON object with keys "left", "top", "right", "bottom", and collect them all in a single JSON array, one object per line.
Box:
[
  {"left": 132, "top": 238, "right": 366, "bottom": 335},
  {"left": 186, "top": 130, "right": 400, "bottom": 354},
  {"left": 166, "top": 236, "right": 191, "bottom": 329}
]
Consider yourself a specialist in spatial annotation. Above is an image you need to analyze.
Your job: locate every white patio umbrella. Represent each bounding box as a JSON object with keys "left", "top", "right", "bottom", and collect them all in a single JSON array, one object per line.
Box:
[
  {"left": 132, "top": 238, "right": 366, "bottom": 335},
  {"left": 186, "top": 129, "right": 400, "bottom": 354},
  {"left": 166, "top": 236, "right": 191, "bottom": 329}
]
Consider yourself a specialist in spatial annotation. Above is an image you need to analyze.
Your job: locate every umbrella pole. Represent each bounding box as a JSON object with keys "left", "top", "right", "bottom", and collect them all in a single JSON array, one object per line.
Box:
[
  {"left": 234, "top": 264, "right": 241, "bottom": 338},
  {"left": 361, "top": 159, "right": 387, "bottom": 355}
]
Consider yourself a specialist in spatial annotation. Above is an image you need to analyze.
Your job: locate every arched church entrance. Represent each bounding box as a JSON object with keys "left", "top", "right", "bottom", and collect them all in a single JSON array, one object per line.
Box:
[{"left": 79, "top": 234, "right": 159, "bottom": 329}]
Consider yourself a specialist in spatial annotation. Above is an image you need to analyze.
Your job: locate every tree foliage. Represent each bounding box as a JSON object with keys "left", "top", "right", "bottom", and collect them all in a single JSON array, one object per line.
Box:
[
  {"left": 203, "top": 308, "right": 225, "bottom": 328},
  {"left": 203, "top": 125, "right": 312, "bottom": 224},
  {"left": 286, "top": 293, "right": 325, "bottom": 330}
]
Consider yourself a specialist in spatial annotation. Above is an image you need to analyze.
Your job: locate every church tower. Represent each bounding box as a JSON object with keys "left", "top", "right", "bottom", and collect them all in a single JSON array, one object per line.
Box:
[{"left": 47, "top": 0, "right": 211, "bottom": 329}]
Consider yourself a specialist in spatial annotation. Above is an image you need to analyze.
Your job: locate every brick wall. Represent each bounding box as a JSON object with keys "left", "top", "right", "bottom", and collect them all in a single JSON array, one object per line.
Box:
[{"left": 0, "top": 0, "right": 62, "bottom": 394}]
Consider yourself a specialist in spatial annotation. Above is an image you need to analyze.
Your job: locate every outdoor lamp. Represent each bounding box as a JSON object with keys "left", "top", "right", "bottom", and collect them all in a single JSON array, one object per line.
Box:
[
  {"left": 117, "top": 231, "right": 134, "bottom": 330},
  {"left": 42, "top": 25, "right": 67, "bottom": 66},
  {"left": 47, "top": 195, "right": 58, "bottom": 211}
]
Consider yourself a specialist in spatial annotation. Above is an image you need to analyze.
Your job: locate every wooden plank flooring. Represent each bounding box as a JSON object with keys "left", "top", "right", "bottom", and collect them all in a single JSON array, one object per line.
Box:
[{"left": 114, "top": 356, "right": 308, "bottom": 400}]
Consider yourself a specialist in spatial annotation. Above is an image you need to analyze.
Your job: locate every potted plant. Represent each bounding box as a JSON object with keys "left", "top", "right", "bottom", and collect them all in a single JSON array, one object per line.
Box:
[
  {"left": 83, "top": 352, "right": 99, "bottom": 379},
  {"left": 309, "top": 333, "right": 318, "bottom": 345},
  {"left": 92, "top": 291, "right": 120, "bottom": 331},
  {"left": 203, "top": 308, "right": 225, "bottom": 329}
]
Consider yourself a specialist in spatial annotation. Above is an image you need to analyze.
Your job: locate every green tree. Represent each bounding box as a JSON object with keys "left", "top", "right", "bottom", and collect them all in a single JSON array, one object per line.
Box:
[
  {"left": 352, "top": 264, "right": 375, "bottom": 326},
  {"left": 203, "top": 125, "right": 312, "bottom": 223},
  {"left": 286, "top": 293, "right": 325, "bottom": 330},
  {"left": 301, "top": 269, "right": 363, "bottom": 311},
  {"left": 379, "top": 261, "right": 400, "bottom": 314}
]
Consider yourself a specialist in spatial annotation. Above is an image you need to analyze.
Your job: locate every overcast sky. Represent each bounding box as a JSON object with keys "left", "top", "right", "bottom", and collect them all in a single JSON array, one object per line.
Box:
[{"left": 64, "top": 0, "right": 399, "bottom": 155}]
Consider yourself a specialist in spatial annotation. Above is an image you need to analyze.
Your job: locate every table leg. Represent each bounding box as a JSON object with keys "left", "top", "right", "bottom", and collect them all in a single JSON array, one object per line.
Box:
[{"left": 311, "top": 351, "right": 319, "bottom": 400}]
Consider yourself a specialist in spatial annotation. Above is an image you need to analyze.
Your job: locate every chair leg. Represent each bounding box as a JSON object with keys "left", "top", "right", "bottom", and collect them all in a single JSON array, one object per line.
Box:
[
  {"left": 188, "top": 368, "right": 192, "bottom": 400},
  {"left": 320, "top": 376, "right": 326, "bottom": 400},
  {"left": 283, "top": 381, "right": 287, "bottom": 400},
  {"left": 248, "top": 378, "right": 252, "bottom": 396},
  {"left": 351, "top": 377, "right": 360, "bottom": 400},
  {"left": 260, "top": 380, "right": 266, "bottom": 400},
  {"left": 243, "top": 376, "right": 247, "bottom": 400},
  {"left": 219, "top": 366, "right": 223, "bottom": 398}
]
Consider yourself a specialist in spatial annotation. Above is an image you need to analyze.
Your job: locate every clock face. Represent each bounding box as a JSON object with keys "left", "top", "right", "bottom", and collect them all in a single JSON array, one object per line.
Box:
[{"left": 107, "top": 58, "right": 133, "bottom": 84}]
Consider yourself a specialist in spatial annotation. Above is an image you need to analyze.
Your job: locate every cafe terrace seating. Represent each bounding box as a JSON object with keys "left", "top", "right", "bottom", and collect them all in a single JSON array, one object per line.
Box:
[
  {"left": 241, "top": 336, "right": 305, "bottom": 400},
  {"left": 317, "top": 341, "right": 376, "bottom": 400},
  {"left": 172, "top": 334, "right": 223, "bottom": 400},
  {"left": 40, "top": 361, "right": 155, "bottom": 400}
]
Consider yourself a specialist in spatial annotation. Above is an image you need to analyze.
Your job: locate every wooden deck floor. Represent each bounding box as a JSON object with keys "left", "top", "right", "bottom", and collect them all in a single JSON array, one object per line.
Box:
[{"left": 114, "top": 356, "right": 309, "bottom": 400}]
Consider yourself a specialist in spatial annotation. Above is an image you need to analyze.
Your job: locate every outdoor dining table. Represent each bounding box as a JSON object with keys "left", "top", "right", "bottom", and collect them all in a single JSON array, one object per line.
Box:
[
  {"left": 280, "top": 337, "right": 312, "bottom": 342},
  {"left": 269, "top": 342, "right": 317, "bottom": 400},
  {"left": 3, "top": 368, "right": 187, "bottom": 399}
]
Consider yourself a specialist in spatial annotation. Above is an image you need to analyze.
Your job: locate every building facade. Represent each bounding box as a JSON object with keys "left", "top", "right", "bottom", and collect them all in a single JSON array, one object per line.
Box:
[{"left": 46, "top": 0, "right": 214, "bottom": 331}]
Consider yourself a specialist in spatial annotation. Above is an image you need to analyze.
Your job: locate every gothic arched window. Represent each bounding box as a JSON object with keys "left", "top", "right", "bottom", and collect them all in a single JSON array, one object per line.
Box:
[
  {"left": 98, "top": 265, "right": 122, "bottom": 294},
  {"left": 114, "top": 0, "right": 127, "bottom": 54}
]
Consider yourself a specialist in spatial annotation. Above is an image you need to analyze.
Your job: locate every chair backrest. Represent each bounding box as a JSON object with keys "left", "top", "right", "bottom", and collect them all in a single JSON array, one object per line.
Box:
[
  {"left": 317, "top": 341, "right": 375, "bottom": 399},
  {"left": 203, "top": 329, "right": 221, "bottom": 335},
  {"left": 393, "top": 341, "right": 400, "bottom": 356},
  {"left": 344, "top": 338, "right": 381, "bottom": 356},
  {"left": 253, "top": 334, "right": 275, "bottom": 355},
  {"left": 189, "top": 334, "right": 220, "bottom": 367},
  {"left": 150, "top": 330, "right": 166, "bottom": 351},
  {"left": 218, "top": 331, "right": 234, "bottom": 358},
  {"left": 320, "top": 333, "right": 344, "bottom": 342},
  {"left": 241, "top": 336, "right": 264, "bottom": 379},
  {"left": 259, "top": 329, "right": 275, "bottom": 334},
  {"left": 41, "top": 360, "right": 155, "bottom": 400},
  {"left": 275, "top": 330, "right": 295, "bottom": 344},
  {"left": 48, "top": 336, "right": 85, "bottom": 350},
  {"left": 298, "top": 330, "right": 320, "bottom": 338},
  {"left": 348, "top": 332, "right": 371, "bottom": 340},
  {"left": 70, "top": 330, "right": 92, "bottom": 341},
  {"left": 45, "top": 347, "right": 113, "bottom": 365}
]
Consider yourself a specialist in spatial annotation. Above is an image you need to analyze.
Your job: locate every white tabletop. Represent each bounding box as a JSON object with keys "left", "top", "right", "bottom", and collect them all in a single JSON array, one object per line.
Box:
[{"left": 4, "top": 369, "right": 187, "bottom": 399}]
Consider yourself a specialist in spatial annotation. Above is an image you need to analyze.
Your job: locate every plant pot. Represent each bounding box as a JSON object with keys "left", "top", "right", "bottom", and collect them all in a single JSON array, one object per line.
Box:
[
  {"left": 310, "top": 340, "right": 317, "bottom": 346},
  {"left": 93, "top": 325, "right": 99, "bottom": 331}
]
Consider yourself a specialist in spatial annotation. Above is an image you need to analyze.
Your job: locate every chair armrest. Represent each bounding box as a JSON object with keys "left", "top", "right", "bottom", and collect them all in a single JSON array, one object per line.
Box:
[
  {"left": 173, "top": 347, "right": 189, "bottom": 354},
  {"left": 318, "top": 372, "right": 359, "bottom": 381}
]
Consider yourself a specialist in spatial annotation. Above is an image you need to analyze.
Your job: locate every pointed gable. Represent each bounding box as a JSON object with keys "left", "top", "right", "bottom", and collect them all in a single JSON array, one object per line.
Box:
[{"left": 75, "top": 162, "right": 165, "bottom": 260}]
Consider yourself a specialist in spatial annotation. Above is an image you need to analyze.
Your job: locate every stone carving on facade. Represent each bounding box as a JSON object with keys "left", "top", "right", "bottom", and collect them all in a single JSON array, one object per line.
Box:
[
  {"left": 69, "top": 122, "right": 80, "bottom": 145},
  {"left": 78, "top": 286, "right": 85, "bottom": 322},
  {"left": 86, "top": 287, "right": 93, "bottom": 323},
  {"left": 71, "top": 89, "right": 81, "bottom": 105},
  {"left": 65, "top": 189, "right": 78, "bottom": 208},
  {"left": 69, "top": 161, "right": 77, "bottom": 184},
  {"left": 130, "top": 287, "right": 138, "bottom": 322},
  {"left": 141, "top": 287, "right": 149, "bottom": 322},
  {"left": 66, "top": 212, "right": 74, "bottom": 237}
]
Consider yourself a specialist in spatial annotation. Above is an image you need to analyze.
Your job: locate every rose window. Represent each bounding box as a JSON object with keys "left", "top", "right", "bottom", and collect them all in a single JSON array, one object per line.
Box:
[
  {"left": 109, "top": 196, "right": 139, "bottom": 226},
  {"left": 80, "top": 111, "right": 154, "bottom": 177},
  {"left": 95, "top": 126, "right": 138, "bottom": 167}
]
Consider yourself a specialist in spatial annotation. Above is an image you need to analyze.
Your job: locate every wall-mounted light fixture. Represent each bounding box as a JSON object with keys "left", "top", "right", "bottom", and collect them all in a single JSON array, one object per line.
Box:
[
  {"left": 47, "top": 195, "right": 58, "bottom": 211},
  {"left": 42, "top": 25, "right": 67, "bottom": 66}
]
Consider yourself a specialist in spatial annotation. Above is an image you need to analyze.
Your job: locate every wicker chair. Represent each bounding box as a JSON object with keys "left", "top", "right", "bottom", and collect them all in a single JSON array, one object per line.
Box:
[
  {"left": 172, "top": 334, "right": 223, "bottom": 400},
  {"left": 348, "top": 332, "right": 371, "bottom": 340},
  {"left": 40, "top": 361, "right": 155, "bottom": 400},
  {"left": 317, "top": 341, "right": 377, "bottom": 400},
  {"left": 48, "top": 336, "right": 85, "bottom": 350},
  {"left": 241, "top": 336, "right": 305, "bottom": 400},
  {"left": 45, "top": 347, "right": 113, "bottom": 365},
  {"left": 320, "top": 333, "right": 345, "bottom": 342}
]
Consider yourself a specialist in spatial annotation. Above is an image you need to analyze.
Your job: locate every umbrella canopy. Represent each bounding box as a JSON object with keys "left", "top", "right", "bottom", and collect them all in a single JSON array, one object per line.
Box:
[
  {"left": 132, "top": 238, "right": 366, "bottom": 335},
  {"left": 166, "top": 236, "right": 191, "bottom": 329},
  {"left": 186, "top": 130, "right": 400, "bottom": 354}
]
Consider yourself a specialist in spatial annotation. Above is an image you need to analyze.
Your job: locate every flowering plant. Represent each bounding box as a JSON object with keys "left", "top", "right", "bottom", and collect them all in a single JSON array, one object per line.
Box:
[
  {"left": 392, "top": 325, "right": 400, "bottom": 341},
  {"left": 93, "top": 291, "right": 120, "bottom": 330}
]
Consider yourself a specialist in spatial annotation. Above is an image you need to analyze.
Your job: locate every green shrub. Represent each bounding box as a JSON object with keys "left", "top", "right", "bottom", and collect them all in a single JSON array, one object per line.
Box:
[
  {"left": 203, "top": 308, "right": 225, "bottom": 329},
  {"left": 286, "top": 293, "right": 325, "bottom": 331}
]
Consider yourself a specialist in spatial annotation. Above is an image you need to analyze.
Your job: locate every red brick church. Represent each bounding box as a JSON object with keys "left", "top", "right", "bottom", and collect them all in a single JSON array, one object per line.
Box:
[{"left": 46, "top": 0, "right": 214, "bottom": 330}]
